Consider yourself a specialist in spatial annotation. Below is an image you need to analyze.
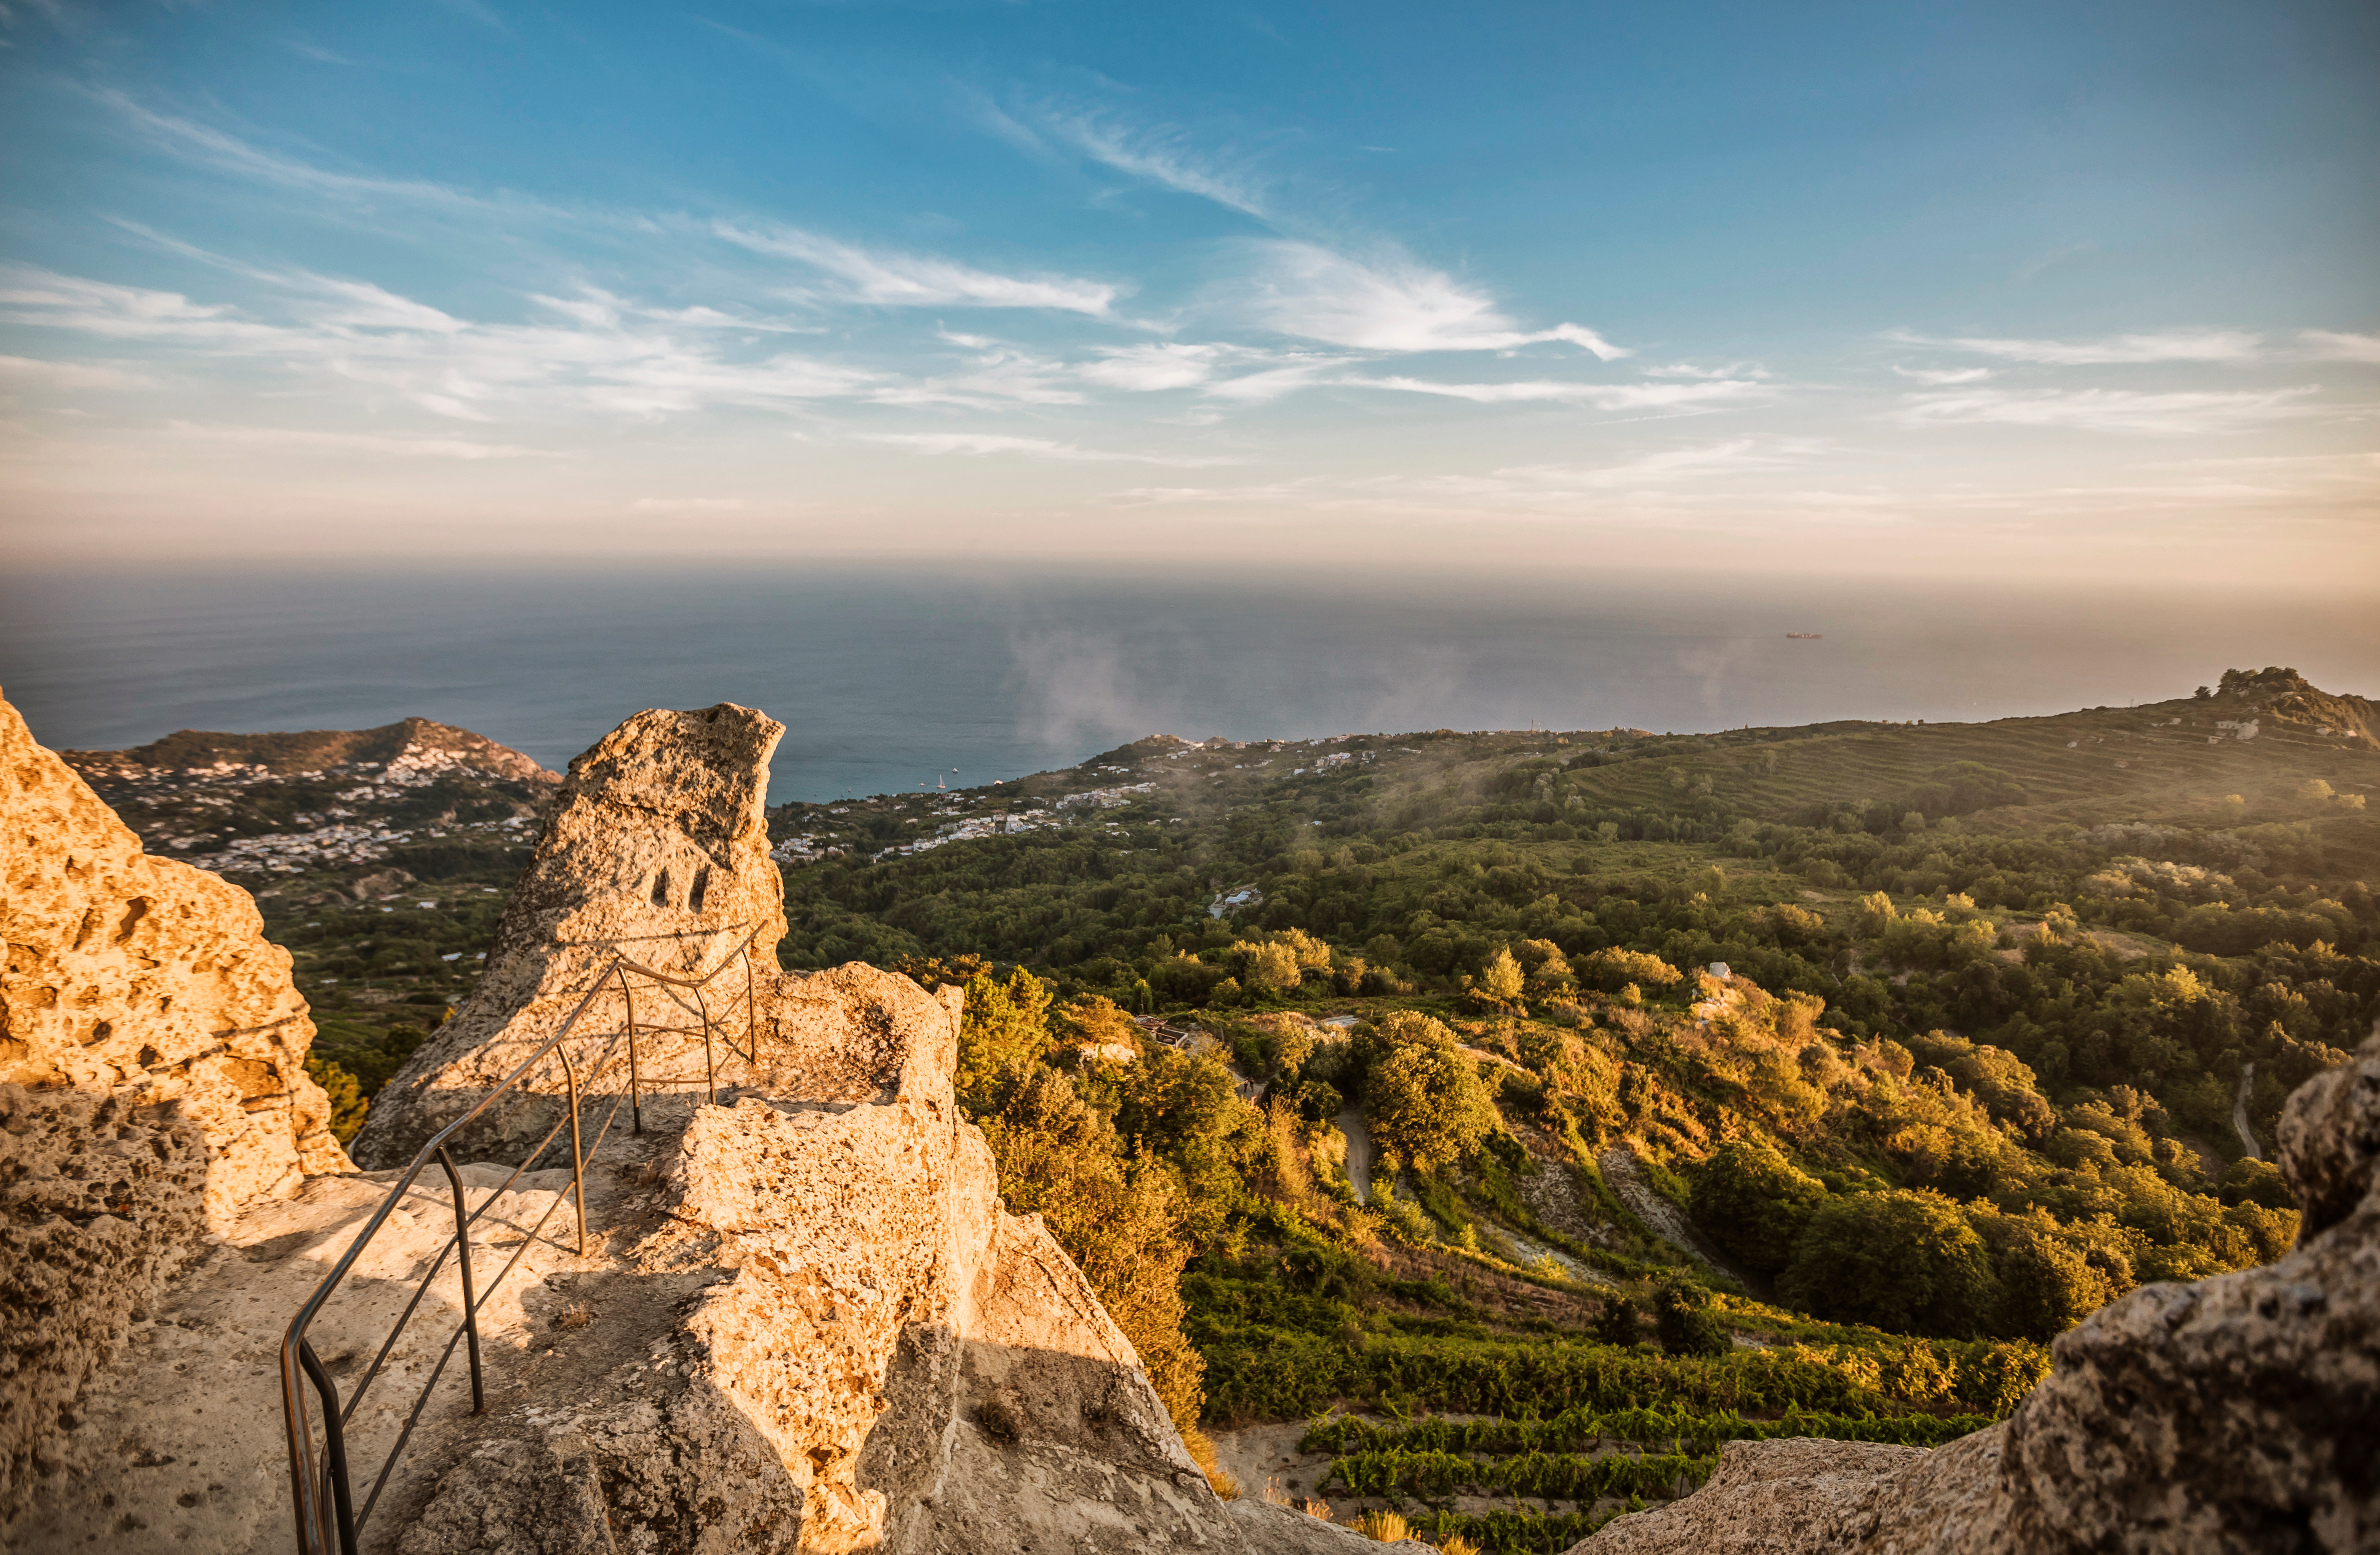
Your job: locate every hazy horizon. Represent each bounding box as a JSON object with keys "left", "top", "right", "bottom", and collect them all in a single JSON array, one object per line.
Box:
[
  {"left": 7, "top": 563, "right": 2375, "bottom": 803},
  {"left": 3, "top": 2, "right": 2375, "bottom": 584}
]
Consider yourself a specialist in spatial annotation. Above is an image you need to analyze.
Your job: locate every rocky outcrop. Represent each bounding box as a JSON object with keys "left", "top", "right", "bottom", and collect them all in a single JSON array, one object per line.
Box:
[
  {"left": 0, "top": 1086, "right": 207, "bottom": 1516},
  {"left": 1, "top": 689, "right": 352, "bottom": 1519},
  {"left": 1570, "top": 1030, "right": 2380, "bottom": 1555},
  {"left": 351, "top": 703, "right": 790, "bottom": 1168},
  {"left": 3, "top": 700, "right": 1430, "bottom": 1553},
  {"left": 2, "top": 690, "right": 353, "bottom": 1214}
]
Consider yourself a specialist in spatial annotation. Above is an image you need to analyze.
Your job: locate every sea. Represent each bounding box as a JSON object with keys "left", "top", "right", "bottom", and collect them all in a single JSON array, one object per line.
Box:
[{"left": 3, "top": 564, "right": 2374, "bottom": 805}]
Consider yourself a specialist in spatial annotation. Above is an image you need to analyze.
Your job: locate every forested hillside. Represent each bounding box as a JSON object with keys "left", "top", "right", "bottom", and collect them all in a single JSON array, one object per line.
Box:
[
  {"left": 765, "top": 666, "right": 2372, "bottom": 1546},
  {"left": 248, "top": 667, "right": 2375, "bottom": 1550}
]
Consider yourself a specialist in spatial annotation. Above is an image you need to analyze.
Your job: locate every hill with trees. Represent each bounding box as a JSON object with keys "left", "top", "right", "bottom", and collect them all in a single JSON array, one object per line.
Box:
[{"left": 230, "top": 669, "right": 2375, "bottom": 1549}]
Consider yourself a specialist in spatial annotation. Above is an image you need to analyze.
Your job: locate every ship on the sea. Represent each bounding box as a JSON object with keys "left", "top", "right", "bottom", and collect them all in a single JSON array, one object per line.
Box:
[{"left": 1786, "top": 632, "right": 1824, "bottom": 639}]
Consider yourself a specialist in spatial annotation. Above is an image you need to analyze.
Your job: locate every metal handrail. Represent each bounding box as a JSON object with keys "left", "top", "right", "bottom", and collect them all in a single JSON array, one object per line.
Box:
[{"left": 278, "top": 927, "right": 763, "bottom": 1555}]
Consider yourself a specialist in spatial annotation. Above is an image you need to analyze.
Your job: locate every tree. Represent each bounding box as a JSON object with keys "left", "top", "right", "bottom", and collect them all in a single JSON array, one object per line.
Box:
[
  {"left": 305, "top": 1054, "right": 368, "bottom": 1143},
  {"left": 1652, "top": 1279, "right": 1731, "bottom": 1358},
  {"left": 1579, "top": 948, "right": 1683, "bottom": 993},
  {"left": 1592, "top": 1293, "right": 1643, "bottom": 1348},
  {"left": 1690, "top": 1140, "right": 1827, "bottom": 1274},
  {"left": 1238, "top": 940, "right": 1302, "bottom": 995},
  {"left": 1779, "top": 1189, "right": 1998, "bottom": 1339},
  {"left": 1479, "top": 945, "right": 1525, "bottom": 1003},
  {"left": 957, "top": 965, "right": 1052, "bottom": 1110},
  {"left": 1365, "top": 1021, "right": 1498, "bottom": 1175},
  {"left": 1972, "top": 1207, "right": 2122, "bottom": 1342},
  {"left": 977, "top": 1069, "right": 1205, "bottom": 1434},
  {"left": 1056, "top": 994, "right": 1139, "bottom": 1054}
]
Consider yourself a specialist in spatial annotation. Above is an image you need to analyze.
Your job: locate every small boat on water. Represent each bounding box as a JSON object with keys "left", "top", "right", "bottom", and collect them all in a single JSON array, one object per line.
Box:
[{"left": 1786, "top": 632, "right": 1823, "bottom": 639}]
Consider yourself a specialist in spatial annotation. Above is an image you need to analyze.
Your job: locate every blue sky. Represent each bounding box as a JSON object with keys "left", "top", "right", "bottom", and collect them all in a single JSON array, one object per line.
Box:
[{"left": 1, "top": 0, "right": 2374, "bottom": 582}]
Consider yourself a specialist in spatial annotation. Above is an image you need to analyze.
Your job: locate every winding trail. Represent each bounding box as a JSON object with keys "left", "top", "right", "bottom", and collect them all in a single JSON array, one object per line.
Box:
[
  {"left": 1337, "top": 1103, "right": 1375, "bottom": 1204},
  {"left": 2234, "top": 1062, "right": 2262, "bottom": 1160}
]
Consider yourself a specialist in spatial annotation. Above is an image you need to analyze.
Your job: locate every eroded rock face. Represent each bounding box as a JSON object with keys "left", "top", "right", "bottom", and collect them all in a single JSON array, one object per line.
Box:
[
  {"left": 379, "top": 962, "right": 1241, "bottom": 1555},
  {"left": 351, "top": 703, "right": 790, "bottom": 1168},
  {"left": 1572, "top": 1032, "right": 2380, "bottom": 1555},
  {"left": 1, "top": 690, "right": 351, "bottom": 1523},
  {"left": 2, "top": 690, "right": 352, "bottom": 1217},
  {"left": 0, "top": 1086, "right": 207, "bottom": 1516}
]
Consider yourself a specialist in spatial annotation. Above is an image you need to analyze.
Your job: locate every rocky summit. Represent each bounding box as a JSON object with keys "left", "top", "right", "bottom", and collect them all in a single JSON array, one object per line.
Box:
[{"left": 1, "top": 694, "right": 1420, "bottom": 1555}]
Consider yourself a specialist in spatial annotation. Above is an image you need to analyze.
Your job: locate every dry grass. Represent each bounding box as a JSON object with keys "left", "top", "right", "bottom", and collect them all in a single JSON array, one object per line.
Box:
[
  {"left": 1352, "top": 1509, "right": 1411, "bottom": 1542},
  {"left": 551, "top": 1302, "right": 592, "bottom": 1331},
  {"left": 1183, "top": 1428, "right": 1237, "bottom": 1500}
]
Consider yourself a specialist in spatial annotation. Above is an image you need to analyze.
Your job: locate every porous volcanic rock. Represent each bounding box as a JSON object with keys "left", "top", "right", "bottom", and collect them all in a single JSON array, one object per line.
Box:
[
  {"left": 1569, "top": 1031, "right": 2380, "bottom": 1555},
  {"left": 2, "top": 690, "right": 352, "bottom": 1217},
  {"left": 351, "top": 703, "right": 791, "bottom": 1168},
  {"left": 0, "top": 1085, "right": 208, "bottom": 1515},
  {"left": 1, "top": 689, "right": 351, "bottom": 1520},
  {"left": 374, "top": 964, "right": 1278, "bottom": 1555}
]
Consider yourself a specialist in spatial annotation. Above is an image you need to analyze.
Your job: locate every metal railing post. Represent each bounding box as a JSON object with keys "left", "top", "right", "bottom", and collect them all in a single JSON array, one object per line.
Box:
[
  {"left": 297, "top": 1339, "right": 359, "bottom": 1555},
  {"left": 623, "top": 968, "right": 643, "bottom": 1135},
  {"left": 558, "top": 1038, "right": 587, "bottom": 1256},
  {"left": 281, "top": 927, "right": 763, "bottom": 1554},
  {"left": 699, "top": 982, "right": 717, "bottom": 1105},
  {"left": 435, "top": 1147, "right": 486, "bottom": 1414}
]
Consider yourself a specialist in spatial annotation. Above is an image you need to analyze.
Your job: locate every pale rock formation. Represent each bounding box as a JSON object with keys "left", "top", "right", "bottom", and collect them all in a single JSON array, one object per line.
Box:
[
  {"left": 0, "top": 1085, "right": 208, "bottom": 1515},
  {"left": 2, "top": 690, "right": 352, "bottom": 1219},
  {"left": 1570, "top": 1030, "right": 2380, "bottom": 1555},
  {"left": 2, "top": 690, "right": 353, "bottom": 1517},
  {"left": 351, "top": 703, "right": 790, "bottom": 1168}
]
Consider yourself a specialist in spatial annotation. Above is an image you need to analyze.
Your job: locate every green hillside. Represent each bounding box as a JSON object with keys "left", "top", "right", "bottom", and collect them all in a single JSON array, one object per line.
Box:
[
  {"left": 249, "top": 667, "right": 2375, "bottom": 1549},
  {"left": 760, "top": 666, "right": 2371, "bottom": 1546}
]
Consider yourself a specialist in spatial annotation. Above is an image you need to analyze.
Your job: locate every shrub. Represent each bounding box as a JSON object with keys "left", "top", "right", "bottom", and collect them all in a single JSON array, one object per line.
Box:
[
  {"left": 1652, "top": 1280, "right": 1731, "bottom": 1359},
  {"left": 1779, "top": 1189, "right": 1998, "bottom": 1339},
  {"left": 1689, "top": 1141, "right": 1827, "bottom": 1275}
]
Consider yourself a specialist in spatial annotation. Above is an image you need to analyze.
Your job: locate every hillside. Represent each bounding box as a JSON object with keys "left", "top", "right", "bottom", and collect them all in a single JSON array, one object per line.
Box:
[
  {"left": 60, "top": 719, "right": 561, "bottom": 1133},
  {"left": 179, "top": 673, "right": 2376, "bottom": 1551}
]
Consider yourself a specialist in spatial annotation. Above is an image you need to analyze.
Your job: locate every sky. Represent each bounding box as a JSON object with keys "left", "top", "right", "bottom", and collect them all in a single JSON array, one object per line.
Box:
[{"left": 1, "top": 0, "right": 2375, "bottom": 584}]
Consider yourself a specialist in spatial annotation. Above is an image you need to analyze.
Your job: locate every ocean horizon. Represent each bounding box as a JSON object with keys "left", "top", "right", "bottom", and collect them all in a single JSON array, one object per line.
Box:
[{"left": 5, "top": 564, "right": 2375, "bottom": 805}]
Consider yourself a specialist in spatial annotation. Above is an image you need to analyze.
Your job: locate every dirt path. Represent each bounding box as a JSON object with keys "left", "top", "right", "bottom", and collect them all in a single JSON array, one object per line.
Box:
[
  {"left": 1596, "top": 1144, "right": 1746, "bottom": 1286},
  {"left": 1337, "top": 1103, "right": 1374, "bottom": 1204},
  {"left": 2234, "top": 1062, "right": 2262, "bottom": 1160}
]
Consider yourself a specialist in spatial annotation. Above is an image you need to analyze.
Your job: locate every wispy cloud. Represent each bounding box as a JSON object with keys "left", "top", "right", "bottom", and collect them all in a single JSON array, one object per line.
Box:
[
  {"left": 2, "top": 265, "right": 885, "bottom": 421},
  {"left": 715, "top": 223, "right": 1122, "bottom": 315},
  {"left": 1890, "top": 327, "right": 2267, "bottom": 365},
  {"left": 1036, "top": 103, "right": 1272, "bottom": 218},
  {"left": 1894, "top": 365, "right": 1994, "bottom": 385},
  {"left": 100, "top": 90, "right": 545, "bottom": 216},
  {"left": 0, "top": 354, "right": 158, "bottom": 390},
  {"left": 162, "top": 422, "right": 552, "bottom": 458},
  {"left": 1351, "top": 375, "right": 1768, "bottom": 410},
  {"left": 2301, "top": 329, "right": 2380, "bottom": 363},
  {"left": 1077, "top": 341, "right": 1300, "bottom": 392},
  {"left": 1222, "top": 241, "right": 1626, "bottom": 357},
  {"left": 859, "top": 431, "right": 1232, "bottom": 465},
  {"left": 1896, "top": 386, "right": 2321, "bottom": 435}
]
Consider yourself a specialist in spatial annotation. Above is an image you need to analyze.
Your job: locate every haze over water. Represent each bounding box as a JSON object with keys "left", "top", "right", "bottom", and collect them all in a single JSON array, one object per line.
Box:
[{"left": 5, "top": 567, "right": 2374, "bottom": 805}]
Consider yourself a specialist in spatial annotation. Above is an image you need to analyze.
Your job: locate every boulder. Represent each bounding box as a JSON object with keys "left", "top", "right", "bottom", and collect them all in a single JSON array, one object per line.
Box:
[
  {"left": 351, "top": 704, "right": 790, "bottom": 1168},
  {"left": 1570, "top": 1031, "right": 2380, "bottom": 1555}
]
